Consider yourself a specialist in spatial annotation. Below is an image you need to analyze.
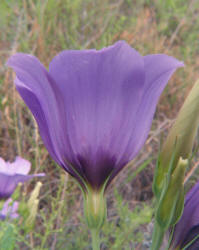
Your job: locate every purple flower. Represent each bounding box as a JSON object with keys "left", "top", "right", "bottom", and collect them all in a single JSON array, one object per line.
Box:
[
  {"left": 7, "top": 41, "right": 183, "bottom": 191},
  {"left": 0, "top": 156, "right": 45, "bottom": 199},
  {"left": 0, "top": 198, "right": 19, "bottom": 220},
  {"left": 171, "top": 181, "right": 199, "bottom": 249}
]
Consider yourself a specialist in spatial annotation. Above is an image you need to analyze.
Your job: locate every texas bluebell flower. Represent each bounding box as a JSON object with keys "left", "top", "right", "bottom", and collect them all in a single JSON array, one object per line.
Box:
[
  {"left": 170, "top": 181, "right": 199, "bottom": 249},
  {"left": 0, "top": 198, "right": 19, "bottom": 220},
  {"left": 0, "top": 157, "right": 45, "bottom": 199},
  {"left": 7, "top": 41, "right": 183, "bottom": 233},
  {"left": 7, "top": 41, "right": 183, "bottom": 191}
]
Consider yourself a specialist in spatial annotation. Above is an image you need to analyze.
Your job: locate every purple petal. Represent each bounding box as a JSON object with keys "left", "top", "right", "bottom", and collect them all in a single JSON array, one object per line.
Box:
[
  {"left": 7, "top": 55, "right": 69, "bottom": 167},
  {"left": 108, "top": 54, "right": 184, "bottom": 184},
  {"left": 0, "top": 156, "right": 31, "bottom": 175},
  {"left": 6, "top": 156, "right": 31, "bottom": 175},
  {"left": 0, "top": 156, "right": 45, "bottom": 199},
  {"left": 0, "top": 157, "right": 7, "bottom": 174},
  {"left": 132, "top": 54, "right": 184, "bottom": 156},
  {"left": 180, "top": 225, "right": 199, "bottom": 249},
  {"left": 7, "top": 55, "right": 81, "bottom": 181},
  {"left": 0, "top": 172, "right": 45, "bottom": 199},
  {"left": 14, "top": 78, "right": 61, "bottom": 165},
  {"left": 14, "top": 79, "right": 85, "bottom": 186},
  {"left": 171, "top": 181, "right": 199, "bottom": 248},
  {"left": 0, "top": 198, "right": 19, "bottom": 220}
]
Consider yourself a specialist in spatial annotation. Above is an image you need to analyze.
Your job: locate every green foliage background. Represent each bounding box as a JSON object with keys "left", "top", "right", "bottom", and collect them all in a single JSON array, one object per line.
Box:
[{"left": 0, "top": 0, "right": 199, "bottom": 249}]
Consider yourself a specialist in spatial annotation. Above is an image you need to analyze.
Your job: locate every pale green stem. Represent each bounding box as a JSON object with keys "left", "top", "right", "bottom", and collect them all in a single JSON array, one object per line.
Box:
[
  {"left": 91, "top": 229, "right": 100, "bottom": 250},
  {"left": 151, "top": 221, "right": 165, "bottom": 250}
]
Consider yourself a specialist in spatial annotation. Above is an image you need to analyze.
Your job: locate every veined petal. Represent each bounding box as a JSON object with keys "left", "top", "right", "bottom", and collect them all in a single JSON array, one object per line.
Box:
[
  {"left": 131, "top": 54, "right": 184, "bottom": 157},
  {"left": 14, "top": 78, "right": 61, "bottom": 165},
  {"left": 7, "top": 54, "right": 74, "bottom": 171},
  {"left": 109, "top": 54, "right": 184, "bottom": 183}
]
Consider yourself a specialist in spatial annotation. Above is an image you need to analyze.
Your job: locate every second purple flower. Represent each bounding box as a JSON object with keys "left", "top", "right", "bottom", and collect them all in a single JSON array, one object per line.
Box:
[{"left": 0, "top": 157, "right": 44, "bottom": 199}]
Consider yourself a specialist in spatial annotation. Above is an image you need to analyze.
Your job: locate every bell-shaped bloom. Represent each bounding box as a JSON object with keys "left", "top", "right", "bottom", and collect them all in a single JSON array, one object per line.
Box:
[
  {"left": 0, "top": 156, "right": 45, "bottom": 199},
  {"left": 170, "top": 181, "right": 199, "bottom": 249},
  {"left": 7, "top": 41, "right": 183, "bottom": 191},
  {"left": 0, "top": 198, "right": 19, "bottom": 220}
]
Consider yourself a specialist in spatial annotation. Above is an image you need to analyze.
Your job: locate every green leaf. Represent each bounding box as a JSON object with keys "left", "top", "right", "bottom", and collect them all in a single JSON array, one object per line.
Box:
[{"left": 156, "top": 157, "right": 187, "bottom": 230}]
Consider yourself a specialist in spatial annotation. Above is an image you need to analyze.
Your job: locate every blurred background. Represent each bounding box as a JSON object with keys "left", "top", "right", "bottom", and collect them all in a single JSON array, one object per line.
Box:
[{"left": 0, "top": 0, "right": 199, "bottom": 249}]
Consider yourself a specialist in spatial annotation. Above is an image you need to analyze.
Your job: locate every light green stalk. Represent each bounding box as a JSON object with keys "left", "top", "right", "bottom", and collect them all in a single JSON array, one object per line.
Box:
[{"left": 91, "top": 228, "right": 100, "bottom": 250}]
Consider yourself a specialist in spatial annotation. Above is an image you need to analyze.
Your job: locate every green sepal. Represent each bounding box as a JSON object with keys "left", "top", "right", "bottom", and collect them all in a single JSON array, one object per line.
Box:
[
  {"left": 68, "top": 160, "right": 109, "bottom": 231},
  {"left": 84, "top": 187, "right": 107, "bottom": 231},
  {"left": 170, "top": 188, "right": 184, "bottom": 226},
  {"left": 83, "top": 177, "right": 109, "bottom": 231},
  {"left": 153, "top": 142, "right": 177, "bottom": 200}
]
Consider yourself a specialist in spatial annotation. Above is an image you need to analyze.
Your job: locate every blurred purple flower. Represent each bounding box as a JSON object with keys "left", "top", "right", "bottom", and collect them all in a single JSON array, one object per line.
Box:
[
  {"left": 0, "top": 157, "right": 45, "bottom": 199},
  {"left": 171, "top": 181, "right": 199, "bottom": 249},
  {"left": 0, "top": 198, "right": 19, "bottom": 220},
  {"left": 7, "top": 41, "right": 183, "bottom": 191}
]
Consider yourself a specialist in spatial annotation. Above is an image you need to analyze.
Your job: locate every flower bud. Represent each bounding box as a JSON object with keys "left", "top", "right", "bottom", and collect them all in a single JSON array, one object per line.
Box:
[{"left": 153, "top": 79, "right": 199, "bottom": 198}]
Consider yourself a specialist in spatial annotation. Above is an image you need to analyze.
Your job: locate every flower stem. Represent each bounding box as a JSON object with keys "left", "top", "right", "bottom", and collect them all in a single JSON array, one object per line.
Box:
[
  {"left": 91, "top": 228, "right": 100, "bottom": 250},
  {"left": 151, "top": 221, "right": 165, "bottom": 250}
]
